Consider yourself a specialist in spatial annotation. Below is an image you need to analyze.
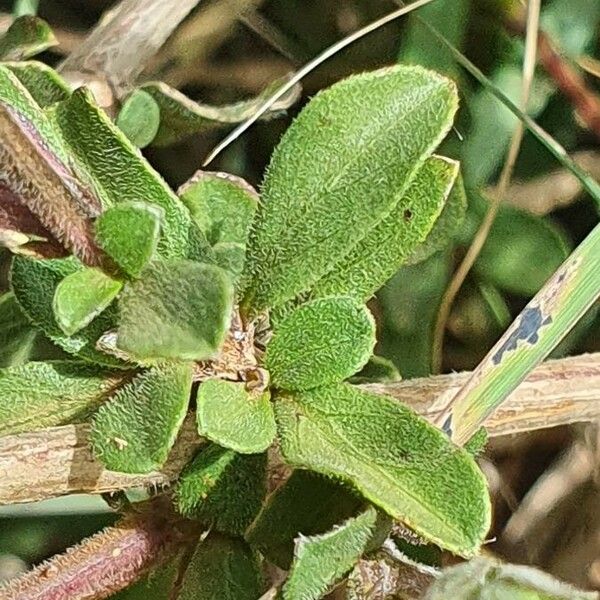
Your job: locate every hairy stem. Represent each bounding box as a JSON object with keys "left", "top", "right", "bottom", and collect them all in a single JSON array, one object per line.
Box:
[{"left": 0, "top": 499, "right": 195, "bottom": 600}]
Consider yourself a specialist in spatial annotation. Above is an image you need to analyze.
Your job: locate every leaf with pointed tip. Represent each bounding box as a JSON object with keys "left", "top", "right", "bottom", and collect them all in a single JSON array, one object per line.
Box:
[
  {"left": 264, "top": 297, "right": 376, "bottom": 391},
  {"left": 90, "top": 362, "right": 192, "bottom": 474},
  {"left": 310, "top": 156, "right": 459, "bottom": 301},
  {"left": 0, "top": 67, "right": 104, "bottom": 265},
  {"left": 116, "top": 89, "right": 160, "bottom": 148},
  {"left": 117, "top": 260, "right": 233, "bottom": 362},
  {"left": 406, "top": 171, "right": 467, "bottom": 266},
  {"left": 0, "top": 292, "right": 38, "bottom": 367},
  {"left": 0, "top": 360, "right": 126, "bottom": 436},
  {"left": 246, "top": 470, "right": 364, "bottom": 569},
  {"left": 49, "top": 88, "right": 202, "bottom": 260},
  {"left": 141, "top": 78, "right": 300, "bottom": 147},
  {"left": 53, "top": 268, "right": 122, "bottom": 335},
  {"left": 176, "top": 444, "right": 266, "bottom": 536},
  {"left": 282, "top": 507, "right": 378, "bottom": 600},
  {"left": 275, "top": 383, "right": 491, "bottom": 556},
  {"left": 95, "top": 201, "right": 163, "bottom": 278},
  {"left": 243, "top": 65, "right": 458, "bottom": 314},
  {"left": 424, "top": 558, "right": 599, "bottom": 600},
  {"left": 0, "top": 16, "right": 56, "bottom": 60},
  {"left": 196, "top": 379, "right": 276, "bottom": 454},
  {"left": 6, "top": 61, "right": 70, "bottom": 107},
  {"left": 10, "top": 255, "right": 126, "bottom": 367},
  {"left": 178, "top": 533, "right": 264, "bottom": 600}
]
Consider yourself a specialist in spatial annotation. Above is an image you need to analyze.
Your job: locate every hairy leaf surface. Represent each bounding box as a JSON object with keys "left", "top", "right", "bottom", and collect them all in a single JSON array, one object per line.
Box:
[
  {"left": 0, "top": 291, "right": 38, "bottom": 367},
  {"left": 116, "top": 89, "right": 160, "bottom": 148},
  {"left": 0, "top": 67, "right": 103, "bottom": 264},
  {"left": 6, "top": 61, "right": 70, "bottom": 107},
  {"left": 283, "top": 507, "right": 379, "bottom": 600},
  {"left": 196, "top": 379, "right": 276, "bottom": 454},
  {"left": 310, "top": 156, "right": 459, "bottom": 300},
  {"left": 141, "top": 78, "right": 300, "bottom": 147},
  {"left": 53, "top": 267, "right": 122, "bottom": 335},
  {"left": 264, "top": 297, "right": 376, "bottom": 391},
  {"left": 243, "top": 65, "right": 458, "bottom": 313},
  {"left": 275, "top": 383, "right": 490, "bottom": 556},
  {"left": 178, "top": 534, "right": 264, "bottom": 600},
  {"left": 90, "top": 362, "right": 192, "bottom": 473},
  {"left": 179, "top": 171, "right": 257, "bottom": 281},
  {"left": 10, "top": 256, "right": 124, "bottom": 367},
  {"left": 117, "top": 260, "right": 233, "bottom": 362},
  {"left": 246, "top": 470, "right": 363, "bottom": 569},
  {"left": 50, "top": 88, "right": 200, "bottom": 259},
  {"left": 95, "top": 201, "right": 163, "bottom": 277},
  {"left": 0, "top": 360, "right": 125, "bottom": 436},
  {"left": 176, "top": 445, "right": 266, "bottom": 536},
  {"left": 0, "top": 16, "right": 56, "bottom": 60}
]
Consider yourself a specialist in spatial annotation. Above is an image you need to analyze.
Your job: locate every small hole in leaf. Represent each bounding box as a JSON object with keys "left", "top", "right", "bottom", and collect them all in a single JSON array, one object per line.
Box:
[{"left": 403, "top": 209, "right": 413, "bottom": 222}]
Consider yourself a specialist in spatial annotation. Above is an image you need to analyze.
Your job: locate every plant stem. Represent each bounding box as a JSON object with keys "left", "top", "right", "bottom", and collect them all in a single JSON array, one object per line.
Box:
[
  {"left": 0, "top": 499, "right": 194, "bottom": 600},
  {"left": 1, "top": 353, "right": 599, "bottom": 506}
]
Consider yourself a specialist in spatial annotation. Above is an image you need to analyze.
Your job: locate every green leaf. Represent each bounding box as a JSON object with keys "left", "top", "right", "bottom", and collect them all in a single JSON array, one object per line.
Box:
[
  {"left": 116, "top": 90, "right": 160, "bottom": 148},
  {"left": 178, "top": 172, "right": 258, "bottom": 246},
  {"left": 141, "top": 78, "right": 300, "bottom": 147},
  {"left": 0, "top": 66, "right": 103, "bottom": 265},
  {"left": 309, "top": 156, "right": 459, "bottom": 301},
  {"left": 243, "top": 65, "right": 458, "bottom": 313},
  {"left": 95, "top": 201, "right": 163, "bottom": 278},
  {"left": 178, "top": 533, "right": 264, "bottom": 600},
  {"left": 196, "top": 379, "right": 276, "bottom": 454},
  {"left": 283, "top": 506, "right": 379, "bottom": 600},
  {"left": 275, "top": 383, "right": 491, "bottom": 556},
  {"left": 0, "top": 16, "right": 56, "bottom": 60},
  {"left": 398, "top": 0, "right": 471, "bottom": 75},
  {"left": 0, "top": 360, "right": 126, "bottom": 436},
  {"left": 6, "top": 61, "right": 70, "bottom": 107},
  {"left": 406, "top": 171, "right": 467, "bottom": 266},
  {"left": 472, "top": 198, "right": 571, "bottom": 296},
  {"left": 349, "top": 355, "right": 401, "bottom": 385},
  {"left": 424, "top": 558, "right": 599, "bottom": 600},
  {"left": 10, "top": 256, "right": 125, "bottom": 367},
  {"left": 90, "top": 362, "right": 192, "bottom": 473},
  {"left": 53, "top": 267, "right": 122, "bottom": 335},
  {"left": 264, "top": 297, "right": 376, "bottom": 391},
  {"left": 0, "top": 291, "right": 37, "bottom": 367},
  {"left": 176, "top": 444, "right": 266, "bottom": 536},
  {"left": 117, "top": 260, "right": 233, "bottom": 362},
  {"left": 246, "top": 470, "right": 364, "bottom": 569},
  {"left": 178, "top": 171, "right": 258, "bottom": 282},
  {"left": 49, "top": 88, "right": 199, "bottom": 259}
]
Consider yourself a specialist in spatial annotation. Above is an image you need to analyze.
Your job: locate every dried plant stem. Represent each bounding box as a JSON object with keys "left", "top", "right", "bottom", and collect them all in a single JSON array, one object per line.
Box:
[
  {"left": 59, "top": 0, "right": 202, "bottom": 95},
  {"left": 0, "top": 353, "right": 599, "bottom": 506},
  {"left": 0, "top": 499, "right": 194, "bottom": 600},
  {"left": 431, "top": 0, "right": 541, "bottom": 373}
]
